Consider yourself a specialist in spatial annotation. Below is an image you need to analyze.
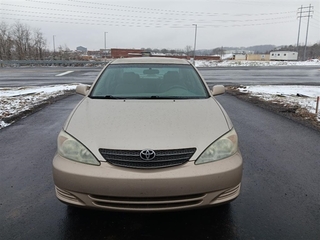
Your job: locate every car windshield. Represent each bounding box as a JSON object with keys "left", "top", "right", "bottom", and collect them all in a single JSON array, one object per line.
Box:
[{"left": 90, "top": 63, "right": 210, "bottom": 99}]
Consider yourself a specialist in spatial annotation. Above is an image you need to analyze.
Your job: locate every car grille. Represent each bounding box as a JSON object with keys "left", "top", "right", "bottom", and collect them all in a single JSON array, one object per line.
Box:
[{"left": 99, "top": 148, "right": 196, "bottom": 169}]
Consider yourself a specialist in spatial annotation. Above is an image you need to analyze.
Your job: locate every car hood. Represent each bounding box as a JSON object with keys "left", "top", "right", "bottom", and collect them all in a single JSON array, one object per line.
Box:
[{"left": 65, "top": 97, "right": 231, "bottom": 161}]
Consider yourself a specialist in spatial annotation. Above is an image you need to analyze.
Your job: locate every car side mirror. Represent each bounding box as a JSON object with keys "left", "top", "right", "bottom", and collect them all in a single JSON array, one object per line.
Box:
[
  {"left": 212, "top": 85, "right": 225, "bottom": 96},
  {"left": 76, "top": 84, "right": 91, "bottom": 96}
]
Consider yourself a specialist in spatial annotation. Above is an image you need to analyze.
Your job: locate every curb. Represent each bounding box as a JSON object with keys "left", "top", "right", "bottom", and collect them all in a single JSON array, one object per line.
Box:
[
  {"left": 1, "top": 90, "right": 76, "bottom": 127},
  {"left": 226, "top": 88, "right": 320, "bottom": 133}
]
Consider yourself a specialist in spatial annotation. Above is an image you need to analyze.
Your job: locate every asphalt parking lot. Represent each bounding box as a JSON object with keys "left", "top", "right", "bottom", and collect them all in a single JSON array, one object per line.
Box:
[
  {"left": 0, "top": 66, "right": 320, "bottom": 239},
  {"left": 1, "top": 92, "right": 320, "bottom": 239}
]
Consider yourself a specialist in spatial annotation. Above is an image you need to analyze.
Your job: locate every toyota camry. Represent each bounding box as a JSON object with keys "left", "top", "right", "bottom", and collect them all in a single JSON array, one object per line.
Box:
[{"left": 52, "top": 57, "right": 243, "bottom": 211}]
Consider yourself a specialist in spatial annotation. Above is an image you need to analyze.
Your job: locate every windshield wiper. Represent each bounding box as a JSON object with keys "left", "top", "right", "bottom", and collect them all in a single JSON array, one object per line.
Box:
[
  {"left": 150, "top": 96, "right": 201, "bottom": 99},
  {"left": 90, "top": 95, "right": 124, "bottom": 99},
  {"left": 150, "top": 96, "right": 185, "bottom": 99},
  {"left": 91, "top": 95, "right": 205, "bottom": 100},
  {"left": 104, "top": 95, "right": 118, "bottom": 99}
]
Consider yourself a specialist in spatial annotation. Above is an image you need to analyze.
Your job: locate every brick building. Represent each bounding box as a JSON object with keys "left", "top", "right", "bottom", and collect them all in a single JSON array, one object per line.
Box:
[{"left": 110, "top": 48, "right": 220, "bottom": 60}]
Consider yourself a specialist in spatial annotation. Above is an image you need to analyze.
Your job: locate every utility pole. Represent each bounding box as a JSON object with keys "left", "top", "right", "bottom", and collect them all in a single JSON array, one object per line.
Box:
[
  {"left": 303, "top": 4, "right": 313, "bottom": 61},
  {"left": 53, "top": 35, "right": 56, "bottom": 60},
  {"left": 220, "top": 46, "right": 224, "bottom": 59},
  {"left": 297, "top": 5, "right": 314, "bottom": 61},
  {"left": 192, "top": 24, "right": 197, "bottom": 65},
  {"left": 104, "top": 32, "right": 108, "bottom": 62},
  {"left": 296, "top": 5, "right": 303, "bottom": 59}
]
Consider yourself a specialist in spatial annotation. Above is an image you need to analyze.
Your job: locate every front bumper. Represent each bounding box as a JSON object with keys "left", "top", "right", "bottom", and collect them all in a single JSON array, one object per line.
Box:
[{"left": 52, "top": 151, "right": 243, "bottom": 211}]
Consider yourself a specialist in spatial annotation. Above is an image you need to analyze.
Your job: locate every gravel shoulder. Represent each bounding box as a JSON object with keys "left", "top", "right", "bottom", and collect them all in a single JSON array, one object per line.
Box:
[{"left": 226, "top": 86, "right": 320, "bottom": 132}]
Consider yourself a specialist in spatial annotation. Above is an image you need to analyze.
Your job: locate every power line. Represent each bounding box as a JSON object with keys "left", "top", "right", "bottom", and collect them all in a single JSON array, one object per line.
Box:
[
  {"left": 0, "top": 1, "right": 304, "bottom": 37},
  {"left": 23, "top": 0, "right": 296, "bottom": 17},
  {"left": 0, "top": 3, "right": 297, "bottom": 25},
  {"left": 197, "top": 20, "right": 296, "bottom": 28},
  {"left": 311, "top": 18, "right": 320, "bottom": 26},
  {"left": 0, "top": 4, "right": 195, "bottom": 21},
  {"left": 0, "top": 9, "right": 197, "bottom": 23},
  {"left": 24, "top": 0, "right": 227, "bottom": 17},
  {"left": 0, "top": 15, "right": 297, "bottom": 29},
  {"left": 0, "top": 8, "right": 296, "bottom": 24},
  {"left": 66, "top": 0, "right": 296, "bottom": 16},
  {"left": 67, "top": 0, "right": 214, "bottom": 15}
]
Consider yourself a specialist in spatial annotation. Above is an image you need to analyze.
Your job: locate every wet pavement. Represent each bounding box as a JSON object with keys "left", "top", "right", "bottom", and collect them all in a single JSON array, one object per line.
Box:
[
  {"left": 0, "top": 66, "right": 319, "bottom": 87},
  {"left": 1, "top": 94, "right": 320, "bottom": 240}
]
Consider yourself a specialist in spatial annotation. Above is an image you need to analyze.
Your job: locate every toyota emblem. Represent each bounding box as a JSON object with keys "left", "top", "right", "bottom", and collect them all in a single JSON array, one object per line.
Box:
[{"left": 140, "top": 149, "right": 156, "bottom": 161}]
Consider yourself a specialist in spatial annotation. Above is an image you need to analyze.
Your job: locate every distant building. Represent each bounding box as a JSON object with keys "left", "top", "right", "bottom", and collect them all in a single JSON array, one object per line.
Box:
[
  {"left": 111, "top": 48, "right": 144, "bottom": 58},
  {"left": 232, "top": 54, "right": 270, "bottom": 61},
  {"left": 270, "top": 51, "right": 298, "bottom": 61},
  {"left": 246, "top": 54, "right": 270, "bottom": 61},
  {"left": 233, "top": 54, "right": 247, "bottom": 61},
  {"left": 110, "top": 48, "right": 220, "bottom": 60},
  {"left": 76, "top": 46, "right": 87, "bottom": 54},
  {"left": 87, "top": 50, "right": 101, "bottom": 58},
  {"left": 225, "top": 50, "right": 255, "bottom": 55}
]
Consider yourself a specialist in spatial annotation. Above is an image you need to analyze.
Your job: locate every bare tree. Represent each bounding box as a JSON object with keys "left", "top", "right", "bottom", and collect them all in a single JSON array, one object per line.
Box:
[
  {"left": 32, "top": 29, "right": 47, "bottom": 60},
  {"left": 169, "top": 49, "right": 176, "bottom": 55},
  {"left": 0, "top": 22, "right": 13, "bottom": 60},
  {"left": 0, "top": 21, "right": 48, "bottom": 60},
  {"left": 211, "top": 47, "right": 225, "bottom": 56},
  {"left": 11, "top": 22, "right": 32, "bottom": 60},
  {"left": 308, "top": 43, "right": 320, "bottom": 59},
  {"left": 160, "top": 48, "right": 169, "bottom": 54},
  {"left": 57, "top": 44, "right": 75, "bottom": 60},
  {"left": 185, "top": 45, "right": 192, "bottom": 56}
]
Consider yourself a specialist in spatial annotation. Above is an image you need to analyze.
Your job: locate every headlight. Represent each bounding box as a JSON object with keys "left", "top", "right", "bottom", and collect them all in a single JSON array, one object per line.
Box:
[
  {"left": 57, "top": 130, "right": 100, "bottom": 166},
  {"left": 195, "top": 128, "right": 238, "bottom": 165}
]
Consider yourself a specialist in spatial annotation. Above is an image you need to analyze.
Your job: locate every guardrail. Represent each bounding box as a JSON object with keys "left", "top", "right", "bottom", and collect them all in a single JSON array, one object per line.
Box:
[{"left": 0, "top": 60, "right": 107, "bottom": 67}]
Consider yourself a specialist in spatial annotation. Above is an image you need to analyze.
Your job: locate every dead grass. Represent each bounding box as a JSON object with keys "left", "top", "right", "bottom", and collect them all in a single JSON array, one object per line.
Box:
[{"left": 226, "top": 86, "right": 320, "bottom": 132}]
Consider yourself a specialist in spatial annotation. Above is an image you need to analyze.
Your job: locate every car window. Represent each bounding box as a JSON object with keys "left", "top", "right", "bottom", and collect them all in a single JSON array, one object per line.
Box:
[{"left": 90, "top": 64, "right": 209, "bottom": 99}]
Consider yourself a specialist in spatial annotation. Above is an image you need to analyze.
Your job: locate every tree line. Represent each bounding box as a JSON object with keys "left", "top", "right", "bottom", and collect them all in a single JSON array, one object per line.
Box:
[
  {"left": 0, "top": 21, "right": 47, "bottom": 60},
  {"left": 0, "top": 21, "right": 84, "bottom": 61}
]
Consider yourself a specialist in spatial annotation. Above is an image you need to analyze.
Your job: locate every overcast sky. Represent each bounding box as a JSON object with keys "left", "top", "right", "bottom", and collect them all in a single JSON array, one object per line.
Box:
[{"left": 1, "top": 0, "right": 319, "bottom": 51}]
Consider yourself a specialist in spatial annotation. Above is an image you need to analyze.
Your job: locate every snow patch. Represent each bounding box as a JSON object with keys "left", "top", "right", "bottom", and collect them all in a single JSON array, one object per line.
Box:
[
  {"left": 195, "top": 59, "right": 320, "bottom": 67},
  {"left": 0, "top": 84, "right": 77, "bottom": 129},
  {"left": 239, "top": 85, "right": 320, "bottom": 116}
]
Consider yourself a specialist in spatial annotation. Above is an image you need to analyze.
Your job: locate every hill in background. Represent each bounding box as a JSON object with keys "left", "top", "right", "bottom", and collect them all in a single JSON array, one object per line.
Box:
[{"left": 197, "top": 45, "right": 277, "bottom": 55}]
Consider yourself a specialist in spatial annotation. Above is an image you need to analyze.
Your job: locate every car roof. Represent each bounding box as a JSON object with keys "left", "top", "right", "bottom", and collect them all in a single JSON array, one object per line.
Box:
[{"left": 110, "top": 57, "right": 191, "bottom": 65}]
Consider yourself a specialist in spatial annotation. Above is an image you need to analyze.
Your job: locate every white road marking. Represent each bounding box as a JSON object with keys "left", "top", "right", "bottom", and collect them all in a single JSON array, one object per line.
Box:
[{"left": 55, "top": 71, "right": 74, "bottom": 77}]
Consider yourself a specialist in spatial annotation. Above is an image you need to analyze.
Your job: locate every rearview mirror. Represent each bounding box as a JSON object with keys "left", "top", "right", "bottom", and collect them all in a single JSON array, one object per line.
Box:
[
  {"left": 212, "top": 85, "right": 225, "bottom": 96},
  {"left": 76, "top": 84, "right": 91, "bottom": 96},
  {"left": 143, "top": 69, "right": 159, "bottom": 74}
]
